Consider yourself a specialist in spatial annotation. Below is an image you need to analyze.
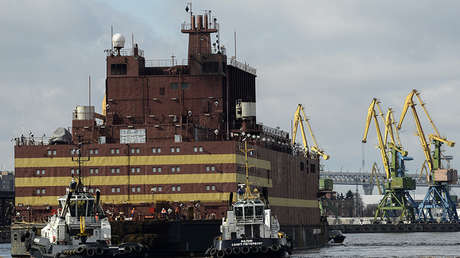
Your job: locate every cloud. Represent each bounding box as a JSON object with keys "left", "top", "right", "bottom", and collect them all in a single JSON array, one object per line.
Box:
[{"left": 2, "top": 0, "right": 460, "bottom": 174}]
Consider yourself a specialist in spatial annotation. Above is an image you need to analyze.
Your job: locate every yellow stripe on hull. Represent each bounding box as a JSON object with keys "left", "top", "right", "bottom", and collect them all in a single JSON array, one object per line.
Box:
[
  {"left": 15, "top": 173, "right": 272, "bottom": 188},
  {"left": 15, "top": 154, "right": 271, "bottom": 170},
  {"left": 269, "top": 197, "right": 319, "bottom": 208}
]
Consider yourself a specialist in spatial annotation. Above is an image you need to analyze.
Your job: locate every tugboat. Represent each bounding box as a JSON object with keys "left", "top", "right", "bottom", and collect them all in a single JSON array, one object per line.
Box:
[
  {"left": 12, "top": 142, "right": 144, "bottom": 258},
  {"left": 328, "top": 230, "right": 345, "bottom": 244},
  {"left": 205, "top": 140, "right": 292, "bottom": 258}
]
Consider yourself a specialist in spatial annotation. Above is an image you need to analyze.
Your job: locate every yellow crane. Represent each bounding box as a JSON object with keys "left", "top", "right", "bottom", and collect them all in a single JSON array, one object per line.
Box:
[
  {"left": 397, "top": 89, "right": 458, "bottom": 222},
  {"left": 362, "top": 98, "right": 390, "bottom": 179},
  {"left": 362, "top": 98, "right": 417, "bottom": 222},
  {"left": 397, "top": 89, "right": 455, "bottom": 175},
  {"left": 292, "top": 104, "right": 329, "bottom": 160},
  {"left": 370, "top": 162, "right": 385, "bottom": 195}
]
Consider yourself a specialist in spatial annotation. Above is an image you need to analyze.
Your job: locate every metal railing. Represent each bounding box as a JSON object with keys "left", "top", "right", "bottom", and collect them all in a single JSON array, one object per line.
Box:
[
  {"left": 105, "top": 48, "right": 144, "bottom": 57},
  {"left": 228, "top": 57, "right": 257, "bottom": 75},
  {"left": 144, "top": 59, "right": 189, "bottom": 67},
  {"left": 13, "top": 136, "right": 51, "bottom": 146}
]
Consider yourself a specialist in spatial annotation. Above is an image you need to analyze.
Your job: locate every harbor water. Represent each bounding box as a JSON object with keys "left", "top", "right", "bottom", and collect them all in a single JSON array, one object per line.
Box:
[
  {"left": 1, "top": 232, "right": 460, "bottom": 257},
  {"left": 294, "top": 232, "right": 460, "bottom": 257}
]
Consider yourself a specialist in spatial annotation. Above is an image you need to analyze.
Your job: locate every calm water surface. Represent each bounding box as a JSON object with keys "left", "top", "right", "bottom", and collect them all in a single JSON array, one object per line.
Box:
[
  {"left": 1, "top": 233, "right": 460, "bottom": 257},
  {"left": 294, "top": 232, "right": 460, "bottom": 257}
]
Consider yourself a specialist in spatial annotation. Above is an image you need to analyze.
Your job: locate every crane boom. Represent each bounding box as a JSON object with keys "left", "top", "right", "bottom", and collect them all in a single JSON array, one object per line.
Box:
[
  {"left": 362, "top": 98, "right": 391, "bottom": 179},
  {"left": 397, "top": 89, "right": 433, "bottom": 171},
  {"left": 292, "top": 104, "right": 329, "bottom": 160}
]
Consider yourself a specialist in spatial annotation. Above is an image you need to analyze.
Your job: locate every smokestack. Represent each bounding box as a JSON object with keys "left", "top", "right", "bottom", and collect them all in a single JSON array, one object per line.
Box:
[
  {"left": 204, "top": 14, "right": 209, "bottom": 30},
  {"left": 197, "top": 15, "right": 203, "bottom": 30},
  {"left": 191, "top": 15, "right": 196, "bottom": 30}
]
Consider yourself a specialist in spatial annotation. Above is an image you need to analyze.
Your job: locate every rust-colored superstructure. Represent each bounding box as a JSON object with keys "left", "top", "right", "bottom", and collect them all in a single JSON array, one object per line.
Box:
[{"left": 14, "top": 11, "right": 321, "bottom": 230}]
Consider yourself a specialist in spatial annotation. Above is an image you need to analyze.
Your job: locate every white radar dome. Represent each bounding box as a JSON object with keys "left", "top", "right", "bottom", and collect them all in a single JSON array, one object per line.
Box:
[{"left": 112, "top": 33, "right": 125, "bottom": 49}]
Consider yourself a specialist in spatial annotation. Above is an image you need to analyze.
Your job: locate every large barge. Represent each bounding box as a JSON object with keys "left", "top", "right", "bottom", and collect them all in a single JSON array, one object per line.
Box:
[{"left": 13, "top": 8, "right": 327, "bottom": 256}]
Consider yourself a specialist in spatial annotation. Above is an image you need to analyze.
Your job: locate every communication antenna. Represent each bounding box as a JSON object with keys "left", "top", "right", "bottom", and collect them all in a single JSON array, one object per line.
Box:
[
  {"left": 131, "top": 33, "right": 134, "bottom": 48},
  {"left": 185, "top": 2, "right": 193, "bottom": 15},
  {"left": 88, "top": 75, "right": 91, "bottom": 107},
  {"left": 111, "top": 25, "right": 114, "bottom": 51},
  {"left": 234, "top": 30, "right": 237, "bottom": 59}
]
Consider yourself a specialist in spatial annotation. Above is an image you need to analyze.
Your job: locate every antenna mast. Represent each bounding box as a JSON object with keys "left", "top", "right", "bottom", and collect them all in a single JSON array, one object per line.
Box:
[{"left": 88, "top": 75, "right": 91, "bottom": 107}]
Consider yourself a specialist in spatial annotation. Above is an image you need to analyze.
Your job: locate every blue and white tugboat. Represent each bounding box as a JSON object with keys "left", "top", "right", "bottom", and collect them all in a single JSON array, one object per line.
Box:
[
  {"left": 206, "top": 140, "right": 292, "bottom": 258},
  {"left": 12, "top": 142, "right": 144, "bottom": 258}
]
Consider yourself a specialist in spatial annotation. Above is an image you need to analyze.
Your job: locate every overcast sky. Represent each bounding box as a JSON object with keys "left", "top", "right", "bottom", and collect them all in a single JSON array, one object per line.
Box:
[{"left": 1, "top": 0, "right": 460, "bottom": 174}]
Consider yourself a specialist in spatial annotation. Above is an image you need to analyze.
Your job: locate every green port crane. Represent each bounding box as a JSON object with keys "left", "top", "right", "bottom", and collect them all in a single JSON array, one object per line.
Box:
[
  {"left": 397, "top": 89, "right": 458, "bottom": 222},
  {"left": 362, "top": 98, "right": 417, "bottom": 223}
]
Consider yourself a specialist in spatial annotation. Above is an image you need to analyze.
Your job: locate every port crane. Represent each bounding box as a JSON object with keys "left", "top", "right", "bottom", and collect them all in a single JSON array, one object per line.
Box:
[
  {"left": 397, "top": 89, "right": 458, "bottom": 222},
  {"left": 362, "top": 98, "right": 417, "bottom": 222},
  {"left": 292, "top": 104, "right": 329, "bottom": 160},
  {"left": 363, "top": 162, "right": 385, "bottom": 195}
]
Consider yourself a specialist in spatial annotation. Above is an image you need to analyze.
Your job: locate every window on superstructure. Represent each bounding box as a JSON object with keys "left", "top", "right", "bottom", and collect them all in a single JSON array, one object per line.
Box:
[
  {"left": 170, "top": 147, "right": 175, "bottom": 153},
  {"left": 171, "top": 167, "right": 175, "bottom": 173},
  {"left": 116, "top": 149, "right": 120, "bottom": 154},
  {"left": 94, "top": 149, "right": 99, "bottom": 154},
  {"left": 41, "top": 188, "right": 46, "bottom": 194},
  {"left": 199, "top": 147, "right": 203, "bottom": 152},
  {"left": 205, "top": 185, "right": 210, "bottom": 191},
  {"left": 95, "top": 168, "right": 99, "bottom": 174},
  {"left": 205, "top": 166, "right": 210, "bottom": 172},
  {"left": 111, "top": 188, "right": 115, "bottom": 193},
  {"left": 116, "top": 168, "right": 120, "bottom": 173},
  {"left": 194, "top": 147, "right": 198, "bottom": 152},
  {"left": 172, "top": 186, "right": 176, "bottom": 192},
  {"left": 158, "top": 167, "right": 162, "bottom": 173},
  {"left": 111, "top": 149, "right": 115, "bottom": 154},
  {"left": 211, "top": 166, "right": 215, "bottom": 172},
  {"left": 117, "top": 187, "right": 120, "bottom": 193},
  {"left": 132, "top": 187, "right": 136, "bottom": 193},
  {"left": 176, "top": 147, "right": 180, "bottom": 153},
  {"left": 111, "top": 63, "right": 127, "bottom": 75},
  {"left": 170, "top": 83, "right": 179, "bottom": 90},
  {"left": 159, "top": 87, "right": 165, "bottom": 95},
  {"left": 151, "top": 186, "right": 157, "bottom": 192},
  {"left": 131, "top": 168, "right": 135, "bottom": 173},
  {"left": 47, "top": 150, "right": 52, "bottom": 156},
  {"left": 152, "top": 167, "right": 156, "bottom": 173},
  {"left": 36, "top": 189, "right": 41, "bottom": 195},
  {"left": 176, "top": 167, "right": 180, "bottom": 172},
  {"left": 177, "top": 185, "right": 181, "bottom": 192},
  {"left": 244, "top": 206, "right": 254, "bottom": 218},
  {"left": 36, "top": 170, "right": 40, "bottom": 175},
  {"left": 90, "top": 149, "right": 94, "bottom": 155},
  {"left": 211, "top": 185, "right": 216, "bottom": 191},
  {"left": 52, "top": 150, "right": 56, "bottom": 155},
  {"left": 137, "top": 187, "right": 141, "bottom": 192},
  {"left": 158, "top": 186, "right": 163, "bottom": 192},
  {"left": 90, "top": 168, "right": 94, "bottom": 174}
]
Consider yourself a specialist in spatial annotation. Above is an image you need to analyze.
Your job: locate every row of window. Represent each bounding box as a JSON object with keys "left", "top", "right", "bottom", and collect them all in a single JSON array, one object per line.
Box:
[
  {"left": 65, "top": 146, "right": 207, "bottom": 156},
  {"left": 34, "top": 165, "right": 222, "bottom": 177},
  {"left": 35, "top": 188, "right": 46, "bottom": 195},
  {"left": 35, "top": 185, "right": 219, "bottom": 195},
  {"left": 205, "top": 185, "right": 216, "bottom": 191},
  {"left": 47, "top": 150, "right": 57, "bottom": 156}
]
